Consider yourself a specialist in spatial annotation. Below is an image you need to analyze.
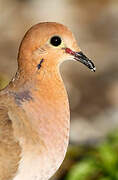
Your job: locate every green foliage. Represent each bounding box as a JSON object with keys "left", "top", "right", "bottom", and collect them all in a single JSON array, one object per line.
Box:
[
  {"left": 66, "top": 159, "right": 98, "bottom": 180},
  {"left": 0, "top": 74, "right": 9, "bottom": 90},
  {"left": 65, "top": 130, "right": 118, "bottom": 180}
]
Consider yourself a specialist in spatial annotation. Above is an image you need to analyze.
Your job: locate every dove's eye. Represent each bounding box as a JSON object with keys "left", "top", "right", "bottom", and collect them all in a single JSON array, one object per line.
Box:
[{"left": 50, "top": 36, "right": 62, "bottom": 47}]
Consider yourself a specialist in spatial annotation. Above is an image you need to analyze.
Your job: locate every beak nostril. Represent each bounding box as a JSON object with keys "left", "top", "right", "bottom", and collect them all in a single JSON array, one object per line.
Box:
[{"left": 65, "top": 48, "right": 75, "bottom": 56}]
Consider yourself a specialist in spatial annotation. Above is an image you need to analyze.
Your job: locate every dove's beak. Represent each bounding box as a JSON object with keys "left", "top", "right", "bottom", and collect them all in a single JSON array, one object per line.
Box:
[{"left": 65, "top": 48, "right": 96, "bottom": 72}]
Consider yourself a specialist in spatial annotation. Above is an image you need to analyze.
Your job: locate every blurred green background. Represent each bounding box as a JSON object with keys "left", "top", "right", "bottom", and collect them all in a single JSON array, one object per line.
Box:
[{"left": 0, "top": 0, "right": 118, "bottom": 179}]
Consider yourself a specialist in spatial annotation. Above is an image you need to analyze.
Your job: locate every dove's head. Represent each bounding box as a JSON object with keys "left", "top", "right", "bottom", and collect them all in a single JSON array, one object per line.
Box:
[{"left": 18, "top": 22, "right": 95, "bottom": 75}]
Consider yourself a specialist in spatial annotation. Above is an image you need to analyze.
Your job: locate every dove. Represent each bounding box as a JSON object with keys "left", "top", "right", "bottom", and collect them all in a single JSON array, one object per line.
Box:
[{"left": 0, "top": 22, "right": 95, "bottom": 180}]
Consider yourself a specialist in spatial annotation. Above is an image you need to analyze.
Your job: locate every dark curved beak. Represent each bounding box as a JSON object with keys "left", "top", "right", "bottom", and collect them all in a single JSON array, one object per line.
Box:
[{"left": 65, "top": 48, "right": 96, "bottom": 72}]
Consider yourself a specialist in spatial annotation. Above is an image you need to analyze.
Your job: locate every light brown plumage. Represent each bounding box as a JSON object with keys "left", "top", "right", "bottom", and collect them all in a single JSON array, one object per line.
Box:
[{"left": 0, "top": 22, "right": 95, "bottom": 180}]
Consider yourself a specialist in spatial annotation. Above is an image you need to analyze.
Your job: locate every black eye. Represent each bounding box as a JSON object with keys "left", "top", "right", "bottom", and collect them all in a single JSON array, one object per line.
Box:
[{"left": 50, "top": 36, "right": 62, "bottom": 46}]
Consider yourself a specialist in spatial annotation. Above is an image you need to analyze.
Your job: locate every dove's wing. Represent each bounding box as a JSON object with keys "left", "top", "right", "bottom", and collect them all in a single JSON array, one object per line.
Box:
[
  {"left": 0, "top": 90, "right": 21, "bottom": 180},
  {"left": 0, "top": 88, "right": 40, "bottom": 180}
]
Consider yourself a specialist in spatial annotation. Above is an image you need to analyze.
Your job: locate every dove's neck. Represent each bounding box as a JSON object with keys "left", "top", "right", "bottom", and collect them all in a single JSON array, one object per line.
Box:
[{"left": 12, "top": 66, "right": 70, "bottom": 180}]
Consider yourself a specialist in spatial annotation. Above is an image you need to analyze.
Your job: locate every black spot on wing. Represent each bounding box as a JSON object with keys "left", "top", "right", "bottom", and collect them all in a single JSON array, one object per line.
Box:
[{"left": 13, "top": 90, "right": 33, "bottom": 105}]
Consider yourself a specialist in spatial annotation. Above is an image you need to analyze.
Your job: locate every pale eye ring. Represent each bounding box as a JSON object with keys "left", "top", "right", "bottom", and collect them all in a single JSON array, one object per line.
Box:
[{"left": 50, "top": 36, "right": 62, "bottom": 47}]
